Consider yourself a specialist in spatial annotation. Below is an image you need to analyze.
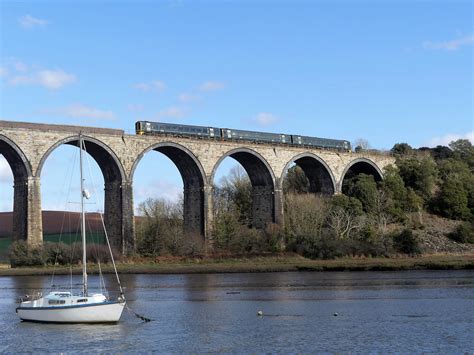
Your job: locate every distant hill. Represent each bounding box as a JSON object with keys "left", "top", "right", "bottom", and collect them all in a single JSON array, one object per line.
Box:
[{"left": 0, "top": 211, "right": 106, "bottom": 237}]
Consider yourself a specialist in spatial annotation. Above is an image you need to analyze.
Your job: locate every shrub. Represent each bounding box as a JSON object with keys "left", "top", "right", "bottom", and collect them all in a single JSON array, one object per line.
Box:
[
  {"left": 284, "top": 194, "right": 328, "bottom": 244},
  {"left": 448, "top": 222, "right": 474, "bottom": 244},
  {"left": 9, "top": 241, "right": 44, "bottom": 267},
  {"left": 343, "top": 174, "right": 378, "bottom": 214},
  {"left": 264, "top": 223, "right": 286, "bottom": 252},
  {"left": 86, "top": 244, "right": 121, "bottom": 264},
  {"left": 181, "top": 234, "right": 205, "bottom": 257},
  {"left": 431, "top": 177, "right": 471, "bottom": 221},
  {"left": 392, "top": 229, "right": 421, "bottom": 255},
  {"left": 43, "top": 242, "right": 72, "bottom": 265}
]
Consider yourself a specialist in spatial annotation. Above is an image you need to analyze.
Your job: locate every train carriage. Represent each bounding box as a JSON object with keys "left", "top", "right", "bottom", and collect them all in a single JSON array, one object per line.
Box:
[
  {"left": 292, "top": 135, "right": 351, "bottom": 151},
  {"left": 135, "top": 121, "right": 221, "bottom": 139},
  {"left": 221, "top": 128, "right": 288, "bottom": 144}
]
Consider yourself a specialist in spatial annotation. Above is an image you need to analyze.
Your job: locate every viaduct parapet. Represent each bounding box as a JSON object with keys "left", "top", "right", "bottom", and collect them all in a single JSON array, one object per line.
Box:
[{"left": 0, "top": 120, "right": 395, "bottom": 253}]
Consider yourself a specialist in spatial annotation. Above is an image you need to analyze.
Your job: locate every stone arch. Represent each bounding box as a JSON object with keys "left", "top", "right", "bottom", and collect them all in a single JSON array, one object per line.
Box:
[
  {"left": 280, "top": 152, "right": 336, "bottom": 195},
  {"left": 0, "top": 135, "right": 32, "bottom": 178},
  {"left": 211, "top": 148, "right": 276, "bottom": 228},
  {"left": 0, "top": 135, "right": 33, "bottom": 241},
  {"left": 37, "top": 135, "right": 128, "bottom": 251},
  {"left": 340, "top": 157, "right": 383, "bottom": 192},
  {"left": 131, "top": 142, "right": 207, "bottom": 237},
  {"left": 37, "top": 135, "right": 125, "bottom": 181}
]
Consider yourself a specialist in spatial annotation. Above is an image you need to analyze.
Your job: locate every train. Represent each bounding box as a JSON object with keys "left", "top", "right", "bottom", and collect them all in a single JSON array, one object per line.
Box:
[{"left": 135, "top": 121, "right": 351, "bottom": 151}]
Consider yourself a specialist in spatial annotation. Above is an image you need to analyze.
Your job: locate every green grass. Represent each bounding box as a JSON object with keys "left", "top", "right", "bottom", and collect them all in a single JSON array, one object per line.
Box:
[{"left": 0, "top": 233, "right": 105, "bottom": 262}]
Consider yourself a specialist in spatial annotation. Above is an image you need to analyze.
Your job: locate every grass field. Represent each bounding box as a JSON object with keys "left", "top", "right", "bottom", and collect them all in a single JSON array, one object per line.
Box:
[{"left": 0, "top": 233, "right": 105, "bottom": 262}]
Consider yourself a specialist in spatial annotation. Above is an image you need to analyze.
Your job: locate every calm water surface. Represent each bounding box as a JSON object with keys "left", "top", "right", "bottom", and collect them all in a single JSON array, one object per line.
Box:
[{"left": 0, "top": 270, "right": 473, "bottom": 353}]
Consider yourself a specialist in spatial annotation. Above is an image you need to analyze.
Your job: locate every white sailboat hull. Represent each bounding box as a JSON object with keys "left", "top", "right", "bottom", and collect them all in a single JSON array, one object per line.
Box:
[{"left": 17, "top": 301, "right": 125, "bottom": 323}]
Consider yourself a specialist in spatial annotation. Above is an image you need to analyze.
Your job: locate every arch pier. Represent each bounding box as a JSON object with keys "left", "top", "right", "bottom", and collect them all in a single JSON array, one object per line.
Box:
[{"left": 0, "top": 135, "right": 42, "bottom": 245}]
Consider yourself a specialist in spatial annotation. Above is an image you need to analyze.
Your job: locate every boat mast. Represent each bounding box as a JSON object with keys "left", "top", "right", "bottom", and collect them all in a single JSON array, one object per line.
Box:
[{"left": 79, "top": 134, "right": 88, "bottom": 297}]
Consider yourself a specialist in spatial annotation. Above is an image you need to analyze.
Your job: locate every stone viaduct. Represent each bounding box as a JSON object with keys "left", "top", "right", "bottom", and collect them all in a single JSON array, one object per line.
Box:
[{"left": 0, "top": 120, "right": 395, "bottom": 253}]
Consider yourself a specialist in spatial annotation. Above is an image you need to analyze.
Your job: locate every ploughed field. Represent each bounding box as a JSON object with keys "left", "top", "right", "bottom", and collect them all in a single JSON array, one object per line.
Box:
[{"left": 0, "top": 211, "right": 114, "bottom": 261}]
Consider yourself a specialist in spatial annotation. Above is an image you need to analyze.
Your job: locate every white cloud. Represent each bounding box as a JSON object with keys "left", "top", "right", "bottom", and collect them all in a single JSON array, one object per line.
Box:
[
  {"left": 134, "top": 180, "right": 182, "bottom": 209},
  {"left": 19, "top": 14, "right": 49, "bottom": 29},
  {"left": 423, "top": 35, "right": 474, "bottom": 51},
  {"left": 156, "top": 106, "right": 187, "bottom": 119},
  {"left": 43, "top": 104, "right": 116, "bottom": 120},
  {"left": 178, "top": 93, "right": 200, "bottom": 103},
  {"left": 0, "top": 156, "right": 13, "bottom": 183},
  {"left": 426, "top": 131, "right": 474, "bottom": 147},
  {"left": 252, "top": 112, "right": 278, "bottom": 127},
  {"left": 37, "top": 70, "right": 76, "bottom": 89},
  {"left": 134, "top": 80, "right": 166, "bottom": 92},
  {"left": 198, "top": 81, "right": 225, "bottom": 92},
  {"left": 10, "top": 69, "right": 76, "bottom": 90}
]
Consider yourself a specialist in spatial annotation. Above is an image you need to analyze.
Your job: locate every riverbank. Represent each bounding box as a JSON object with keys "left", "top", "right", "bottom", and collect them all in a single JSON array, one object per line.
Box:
[{"left": 0, "top": 253, "right": 473, "bottom": 276}]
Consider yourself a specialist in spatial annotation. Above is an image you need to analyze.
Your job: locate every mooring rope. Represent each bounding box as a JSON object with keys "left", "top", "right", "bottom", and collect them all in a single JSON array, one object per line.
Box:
[{"left": 125, "top": 304, "right": 152, "bottom": 322}]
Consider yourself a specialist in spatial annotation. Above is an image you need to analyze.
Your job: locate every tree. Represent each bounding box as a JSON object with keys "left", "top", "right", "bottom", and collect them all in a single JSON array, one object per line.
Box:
[
  {"left": 433, "top": 177, "right": 471, "bottom": 220},
  {"left": 284, "top": 194, "right": 328, "bottom": 242},
  {"left": 449, "top": 139, "right": 474, "bottom": 157},
  {"left": 283, "top": 165, "right": 309, "bottom": 194},
  {"left": 396, "top": 157, "right": 437, "bottom": 202},
  {"left": 434, "top": 158, "right": 474, "bottom": 219},
  {"left": 213, "top": 165, "right": 252, "bottom": 225},
  {"left": 135, "top": 198, "right": 185, "bottom": 256},
  {"left": 330, "top": 194, "right": 363, "bottom": 216},
  {"left": 449, "top": 139, "right": 474, "bottom": 169},
  {"left": 380, "top": 165, "right": 422, "bottom": 219},
  {"left": 391, "top": 143, "right": 413, "bottom": 156},
  {"left": 327, "top": 206, "right": 364, "bottom": 240},
  {"left": 431, "top": 145, "right": 454, "bottom": 161},
  {"left": 344, "top": 174, "right": 378, "bottom": 214}
]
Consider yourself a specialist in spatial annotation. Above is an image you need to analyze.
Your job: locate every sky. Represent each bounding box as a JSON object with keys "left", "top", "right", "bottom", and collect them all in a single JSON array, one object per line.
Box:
[{"left": 0, "top": 0, "right": 473, "bottom": 213}]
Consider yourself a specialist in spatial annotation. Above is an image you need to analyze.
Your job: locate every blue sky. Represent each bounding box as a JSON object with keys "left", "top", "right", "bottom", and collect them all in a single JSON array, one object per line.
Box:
[{"left": 0, "top": 0, "right": 473, "bottom": 212}]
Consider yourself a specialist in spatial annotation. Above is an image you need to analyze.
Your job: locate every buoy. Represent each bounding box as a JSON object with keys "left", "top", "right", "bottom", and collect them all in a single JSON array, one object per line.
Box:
[
  {"left": 257, "top": 310, "right": 263, "bottom": 316},
  {"left": 333, "top": 313, "right": 338, "bottom": 317}
]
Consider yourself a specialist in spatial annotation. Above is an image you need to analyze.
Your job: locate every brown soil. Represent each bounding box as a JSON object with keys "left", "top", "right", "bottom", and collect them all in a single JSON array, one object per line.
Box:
[
  {"left": 0, "top": 211, "right": 146, "bottom": 237},
  {"left": 0, "top": 211, "right": 128, "bottom": 236}
]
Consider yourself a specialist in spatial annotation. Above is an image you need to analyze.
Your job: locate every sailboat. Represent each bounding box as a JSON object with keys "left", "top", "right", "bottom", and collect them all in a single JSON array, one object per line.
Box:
[{"left": 16, "top": 135, "right": 126, "bottom": 323}]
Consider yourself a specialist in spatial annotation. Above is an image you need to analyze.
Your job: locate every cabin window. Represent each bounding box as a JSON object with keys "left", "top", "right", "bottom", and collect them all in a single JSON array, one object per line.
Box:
[
  {"left": 48, "top": 300, "right": 66, "bottom": 305},
  {"left": 77, "top": 299, "right": 88, "bottom": 303}
]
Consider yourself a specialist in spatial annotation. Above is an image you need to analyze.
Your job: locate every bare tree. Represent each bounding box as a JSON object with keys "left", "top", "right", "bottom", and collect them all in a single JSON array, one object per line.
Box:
[
  {"left": 354, "top": 138, "right": 370, "bottom": 152},
  {"left": 213, "top": 165, "right": 252, "bottom": 224},
  {"left": 284, "top": 194, "right": 328, "bottom": 240},
  {"left": 327, "top": 207, "right": 364, "bottom": 240},
  {"left": 373, "top": 189, "right": 391, "bottom": 234}
]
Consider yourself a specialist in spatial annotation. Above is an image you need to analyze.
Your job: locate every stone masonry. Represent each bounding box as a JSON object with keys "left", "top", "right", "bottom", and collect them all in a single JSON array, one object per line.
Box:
[{"left": 0, "top": 120, "right": 395, "bottom": 253}]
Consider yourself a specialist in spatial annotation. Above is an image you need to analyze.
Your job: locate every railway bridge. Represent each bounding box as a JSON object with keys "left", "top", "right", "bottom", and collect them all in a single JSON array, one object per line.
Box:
[{"left": 0, "top": 120, "right": 395, "bottom": 253}]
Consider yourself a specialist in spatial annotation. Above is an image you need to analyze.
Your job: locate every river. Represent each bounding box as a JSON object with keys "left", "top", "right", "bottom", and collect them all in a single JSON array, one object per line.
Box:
[{"left": 0, "top": 270, "right": 473, "bottom": 353}]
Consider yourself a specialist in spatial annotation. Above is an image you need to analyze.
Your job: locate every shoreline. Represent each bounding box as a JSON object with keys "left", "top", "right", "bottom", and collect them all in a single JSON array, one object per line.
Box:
[{"left": 1, "top": 253, "right": 473, "bottom": 276}]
